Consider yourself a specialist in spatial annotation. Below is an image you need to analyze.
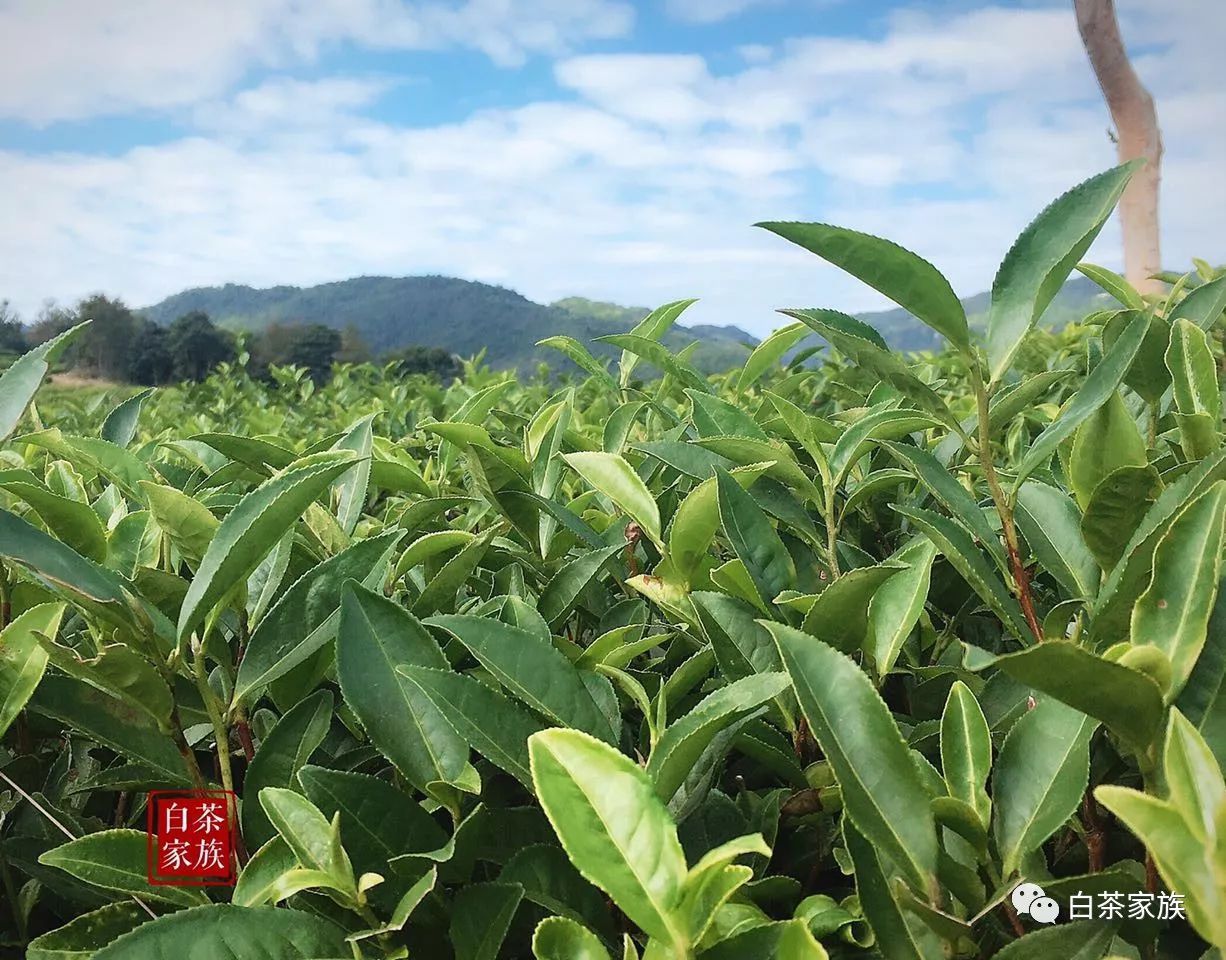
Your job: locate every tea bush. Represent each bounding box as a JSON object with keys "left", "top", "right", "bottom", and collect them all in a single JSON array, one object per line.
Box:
[{"left": 2, "top": 162, "right": 1225, "bottom": 959}]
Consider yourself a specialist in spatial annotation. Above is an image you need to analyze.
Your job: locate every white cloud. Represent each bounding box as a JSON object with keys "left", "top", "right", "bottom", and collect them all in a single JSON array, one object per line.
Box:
[
  {"left": 555, "top": 55, "right": 716, "bottom": 127},
  {"left": 192, "top": 77, "right": 396, "bottom": 143},
  {"left": 786, "top": 7, "right": 1085, "bottom": 90},
  {"left": 0, "top": 1, "right": 1223, "bottom": 338},
  {"left": 666, "top": 0, "right": 782, "bottom": 25},
  {"left": 737, "top": 44, "right": 774, "bottom": 65},
  {"left": 0, "top": 0, "right": 634, "bottom": 123}
]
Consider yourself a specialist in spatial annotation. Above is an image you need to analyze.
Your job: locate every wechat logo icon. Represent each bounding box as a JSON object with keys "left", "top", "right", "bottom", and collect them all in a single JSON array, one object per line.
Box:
[{"left": 1012, "top": 882, "right": 1060, "bottom": 924}]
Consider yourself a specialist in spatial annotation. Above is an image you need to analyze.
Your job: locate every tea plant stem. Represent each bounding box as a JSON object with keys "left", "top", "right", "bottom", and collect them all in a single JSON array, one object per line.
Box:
[
  {"left": 232, "top": 611, "right": 257, "bottom": 762},
  {"left": 234, "top": 705, "right": 256, "bottom": 763},
  {"left": 1082, "top": 792, "right": 1106, "bottom": 872},
  {"left": 170, "top": 706, "right": 208, "bottom": 794},
  {"left": 156, "top": 649, "right": 208, "bottom": 793},
  {"left": 14, "top": 712, "right": 32, "bottom": 757},
  {"left": 0, "top": 851, "right": 26, "bottom": 947},
  {"left": 825, "top": 489, "right": 840, "bottom": 579},
  {"left": 193, "top": 644, "right": 251, "bottom": 868},
  {"left": 1002, "top": 900, "right": 1026, "bottom": 938},
  {"left": 625, "top": 521, "right": 641, "bottom": 577},
  {"left": 193, "top": 647, "right": 236, "bottom": 804},
  {"left": 1145, "top": 852, "right": 1159, "bottom": 895},
  {"left": 0, "top": 561, "right": 10, "bottom": 629},
  {"left": 971, "top": 364, "right": 1043, "bottom": 643}
]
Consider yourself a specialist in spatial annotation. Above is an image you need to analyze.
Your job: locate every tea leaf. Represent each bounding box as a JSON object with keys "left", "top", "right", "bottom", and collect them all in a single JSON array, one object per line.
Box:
[
  {"left": 993, "top": 699, "right": 1096, "bottom": 876},
  {"left": 25, "top": 902, "right": 149, "bottom": 960},
  {"left": 759, "top": 222, "right": 970, "bottom": 352},
  {"left": 178, "top": 456, "right": 360, "bottom": 643},
  {"left": 0, "top": 322, "right": 90, "bottom": 441},
  {"left": 1013, "top": 310, "right": 1150, "bottom": 490},
  {"left": 337, "top": 582, "right": 466, "bottom": 791},
  {"left": 241, "top": 689, "right": 333, "bottom": 848},
  {"left": 397, "top": 666, "right": 548, "bottom": 789},
  {"left": 768, "top": 622, "right": 937, "bottom": 893},
  {"left": 530, "top": 728, "right": 688, "bottom": 948},
  {"left": 736, "top": 322, "right": 811, "bottom": 393},
  {"left": 90, "top": 905, "right": 348, "bottom": 959},
  {"left": 40, "top": 829, "right": 208, "bottom": 908},
  {"left": 940, "top": 681, "right": 992, "bottom": 827},
  {"left": 100, "top": 389, "right": 153, "bottom": 449},
  {"left": 233, "top": 530, "right": 401, "bottom": 704},
  {"left": 646, "top": 673, "right": 790, "bottom": 804},
  {"left": 430, "top": 614, "right": 620, "bottom": 744},
  {"left": 0, "top": 602, "right": 64, "bottom": 736},
  {"left": 716, "top": 468, "right": 794, "bottom": 610},
  {"left": 986, "top": 161, "right": 1137, "bottom": 382},
  {"left": 1132, "top": 481, "right": 1226, "bottom": 698},
  {"left": 972, "top": 642, "right": 1163, "bottom": 748},
  {"left": 532, "top": 916, "right": 612, "bottom": 960},
  {"left": 563, "top": 452, "right": 662, "bottom": 546}
]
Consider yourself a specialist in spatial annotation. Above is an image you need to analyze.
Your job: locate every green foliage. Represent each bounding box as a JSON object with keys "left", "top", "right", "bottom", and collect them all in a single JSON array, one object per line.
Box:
[
  {"left": 73, "top": 295, "right": 142, "bottom": 381},
  {"left": 2, "top": 166, "right": 1225, "bottom": 959},
  {"left": 0, "top": 300, "right": 31, "bottom": 358},
  {"left": 11, "top": 298, "right": 232, "bottom": 389},
  {"left": 166, "top": 310, "right": 236, "bottom": 382},
  {"left": 125, "top": 321, "right": 175, "bottom": 384},
  {"left": 250, "top": 321, "right": 340, "bottom": 384},
  {"left": 388, "top": 344, "right": 464, "bottom": 382}
]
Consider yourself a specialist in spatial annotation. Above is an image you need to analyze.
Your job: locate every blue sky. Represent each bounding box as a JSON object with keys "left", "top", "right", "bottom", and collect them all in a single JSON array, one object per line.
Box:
[{"left": 1, "top": 0, "right": 1222, "bottom": 335}]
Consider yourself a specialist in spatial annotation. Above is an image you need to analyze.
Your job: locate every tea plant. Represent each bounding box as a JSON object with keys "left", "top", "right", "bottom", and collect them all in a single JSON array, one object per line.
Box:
[{"left": 1, "top": 162, "right": 1225, "bottom": 959}]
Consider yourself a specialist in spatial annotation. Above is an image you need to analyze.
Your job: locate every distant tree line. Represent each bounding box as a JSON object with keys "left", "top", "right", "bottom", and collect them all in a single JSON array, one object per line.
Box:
[{"left": 0, "top": 295, "right": 463, "bottom": 385}]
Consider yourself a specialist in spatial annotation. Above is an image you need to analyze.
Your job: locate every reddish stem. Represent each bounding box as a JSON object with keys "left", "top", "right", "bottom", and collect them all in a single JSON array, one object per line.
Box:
[{"left": 1083, "top": 792, "right": 1106, "bottom": 872}]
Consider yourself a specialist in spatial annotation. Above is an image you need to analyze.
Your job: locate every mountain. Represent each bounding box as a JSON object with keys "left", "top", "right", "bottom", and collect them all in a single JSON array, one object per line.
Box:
[
  {"left": 140, "top": 277, "right": 758, "bottom": 374},
  {"left": 139, "top": 273, "right": 1113, "bottom": 374}
]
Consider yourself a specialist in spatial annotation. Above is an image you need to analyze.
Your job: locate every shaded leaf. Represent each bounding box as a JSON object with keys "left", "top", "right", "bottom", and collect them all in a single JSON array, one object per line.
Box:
[
  {"left": 1079, "top": 465, "right": 1162, "bottom": 571},
  {"left": 337, "top": 582, "right": 465, "bottom": 791},
  {"left": 993, "top": 699, "right": 1096, "bottom": 876},
  {"left": 451, "top": 882, "right": 525, "bottom": 960},
  {"left": 241, "top": 689, "right": 333, "bottom": 849},
  {"left": 767, "top": 622, "right": 937, "bottom": 893},
  {"left": 90, "top": 905, "right": 348, "bottom": 960},
  {"left": 39, "top": 829, "right": 207, "bottom": 908}
]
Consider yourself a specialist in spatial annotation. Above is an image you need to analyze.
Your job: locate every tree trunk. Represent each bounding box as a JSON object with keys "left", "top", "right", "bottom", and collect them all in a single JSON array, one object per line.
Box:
[{"left": 1075, "top": 0, "right": 1163, "bottom": 296}]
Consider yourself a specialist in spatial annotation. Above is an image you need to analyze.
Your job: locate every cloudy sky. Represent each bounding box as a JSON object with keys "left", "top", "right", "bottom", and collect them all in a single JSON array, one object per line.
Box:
[{"left": 1, "top": 0, "right": 1222, "bottom": 335}]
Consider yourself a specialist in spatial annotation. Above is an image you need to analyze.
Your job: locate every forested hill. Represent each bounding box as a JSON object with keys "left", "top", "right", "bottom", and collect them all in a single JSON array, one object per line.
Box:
[
  {"left": 139, "top": 277, "right": 756, "bottom": 374},
  {"left": 139, "top": 273, "right": 1110, "bottom": 372}
]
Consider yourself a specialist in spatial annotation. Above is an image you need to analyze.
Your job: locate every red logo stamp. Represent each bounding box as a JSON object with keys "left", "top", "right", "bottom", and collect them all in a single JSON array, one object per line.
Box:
[{"left": 146, "top": 790, "right": 237, "bottom": 886}]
